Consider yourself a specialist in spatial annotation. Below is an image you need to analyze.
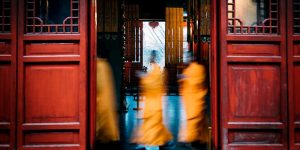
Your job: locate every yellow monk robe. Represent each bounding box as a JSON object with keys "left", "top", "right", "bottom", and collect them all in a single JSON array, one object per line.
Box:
[
  {"left": 132, "top": 63, "right": 173, "bottom": 146},
  {"left": 96, "top": 58, "right": 119, "bottom": 142},
  {"left": 178, "top": 62, "right": 209, "bottom": 143}
]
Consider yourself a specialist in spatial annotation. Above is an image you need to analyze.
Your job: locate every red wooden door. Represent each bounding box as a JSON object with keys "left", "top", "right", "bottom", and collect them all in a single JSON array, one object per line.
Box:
[
  {"left": 17, "top": 0, "right": 88, "bottom": 149},
  {"left": 288, "top": 0, "right": 300, "bottom": 149},
  {"left": 219, "top": 0, "right": 288, "bottom": 149},
  {"left": 0, "top": 0, "right": 17, "bottom": 149}
]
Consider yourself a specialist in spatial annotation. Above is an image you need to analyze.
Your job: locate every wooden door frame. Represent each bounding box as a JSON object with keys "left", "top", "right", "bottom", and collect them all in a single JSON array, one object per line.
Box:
[
  {"left": 210, "top": 0, "right": 219, "bottom": 149},
  {"left": 287, "top": 0, "right": 293, "bottom": 149},
  {"left": 11, "top": 1, "right": 17, "bottom": 149},
  {"left": 287, "top": 0, "right": 298, "bottom": 149},
  {"left": 88, "top": 0, "right": 220, "bottom": 149},
  {"left": 89, "top": 0, "right": 97, "bottom": 149}
]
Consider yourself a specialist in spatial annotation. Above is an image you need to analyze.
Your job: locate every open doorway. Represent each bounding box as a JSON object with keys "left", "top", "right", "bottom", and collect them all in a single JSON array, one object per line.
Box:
[
  {"left": 142, "top": 21, "right": 166, "bottom": 69},
  {"left": 92, "top": 0, "right": 214, "bottom": 149}
]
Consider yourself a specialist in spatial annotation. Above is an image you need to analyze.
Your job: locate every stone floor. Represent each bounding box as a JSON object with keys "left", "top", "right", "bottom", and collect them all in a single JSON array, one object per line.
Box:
[{"left": 117, "top": 95, "right": 211, "bottom": 150}]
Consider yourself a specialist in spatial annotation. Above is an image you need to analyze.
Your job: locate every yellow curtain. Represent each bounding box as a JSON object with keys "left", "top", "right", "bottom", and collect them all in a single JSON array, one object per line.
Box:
[{"left": 165, "top": 7, "right": 183, "bottom": 64}]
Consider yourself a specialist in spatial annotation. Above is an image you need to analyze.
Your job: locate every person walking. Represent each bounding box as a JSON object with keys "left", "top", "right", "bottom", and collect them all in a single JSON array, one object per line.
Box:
[
  {"left": 178, "top": 51, "right": 209, "bottom": 150},
  {"left": 132, "top": 50, "right": 174, "bottom": 150}
]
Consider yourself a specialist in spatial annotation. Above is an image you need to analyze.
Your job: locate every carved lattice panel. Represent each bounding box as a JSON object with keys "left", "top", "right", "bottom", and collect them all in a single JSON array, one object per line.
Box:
[
  {"left": 0, "top": 0, "right": 11, "bottom": 33},
  {"left": 227, "top": 0, "right": 278, "bottom": 34},
  {"left": 25, "top": 0, "right": 79, "bottom": 33},
  {"left": 294, "top": 0, "right": 300, "bottom": 34}
]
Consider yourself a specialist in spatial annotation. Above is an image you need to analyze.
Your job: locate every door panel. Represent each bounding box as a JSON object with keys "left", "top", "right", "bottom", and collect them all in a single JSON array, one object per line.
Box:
[
  {"left": 0, "top": 0, "right": 17, "bottom": 149},
  {"left": 288, "top": 0, "right": 300, "bottom": 149},
  {"left": 24, "top": 64, "right": 79, "bottom": 123},
  {"left": 0, "top": 63, "right": 13, "bottom": 150},
  {"left": 228, "top": 64, "right": 281, "bottom": 121},
  {"left": 294, "top": 66, "right": 300, "bottom": 121},
  {"left": 17, "top": 0, "right": 87, "bottom": 149},
  {"left": 220, "top": 0, "right": 287, "bottom": 149}
]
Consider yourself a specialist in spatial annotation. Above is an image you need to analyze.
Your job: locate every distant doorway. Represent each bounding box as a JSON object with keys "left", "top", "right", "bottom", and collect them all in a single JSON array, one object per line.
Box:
[{"left": 142, "top": 21, "right": 165, "bottom": 69}]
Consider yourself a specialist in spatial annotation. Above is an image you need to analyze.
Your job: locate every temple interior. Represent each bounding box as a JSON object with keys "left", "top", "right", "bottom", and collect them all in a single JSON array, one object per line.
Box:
[{"left": 96, "top": 0, "right": 211, "bottom": 149}]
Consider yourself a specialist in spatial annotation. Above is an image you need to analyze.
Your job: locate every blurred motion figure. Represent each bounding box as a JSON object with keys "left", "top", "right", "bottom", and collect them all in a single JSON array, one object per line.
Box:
[
  {"left": 132, "top": 50, "right": 174, "bottom": 149},
  {"left": 96, "top": 50, "right": 120, "bottom": 149},
  {"left": 178, "top": 51, "right": 209, "bottom": 150}
]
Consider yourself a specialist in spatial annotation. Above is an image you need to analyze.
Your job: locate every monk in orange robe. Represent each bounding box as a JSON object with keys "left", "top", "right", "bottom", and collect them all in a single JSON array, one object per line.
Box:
[
  {"left": 96, "top": 58, "right": 119, "bottom": 144},
  {"left": 178, "top": 55, "right": 209, "bottom": 149},
  {"left": 132, "top": 51, "right": 173, "bottom": 148}
]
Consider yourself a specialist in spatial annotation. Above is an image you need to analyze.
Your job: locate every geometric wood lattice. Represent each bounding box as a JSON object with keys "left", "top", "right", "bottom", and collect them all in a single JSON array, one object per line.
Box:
[
  {"left": 294, "top": 0, "right": 300, "bottom": 34},
  {"left": 0, "top": 0, "right": 11, "bottom": 33},
  {"left": 25, "top": 0, "right": 79, "bottom": 33},
  {"left": 228, "top": 0, "right": 279, "bottom": 34}
]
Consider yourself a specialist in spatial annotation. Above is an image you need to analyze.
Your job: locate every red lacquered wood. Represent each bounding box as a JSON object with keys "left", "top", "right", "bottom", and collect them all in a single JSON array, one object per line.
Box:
[
  {"left": 227, "top": 43, "right": 280, "bottom": 56},
  {"left": 219, "top": 0, "right": 288, "bottom": 149},
  {"left": 288, "top": 0, "right": 300, "bottom": 149},
  {"left": 23, "top": 35, "right": 81, "bottom": 41},
  {"left": 24, "top": 132, "right": 80, "bottom": 145},
  {"left": 0, "top": 0, "right": 17, "bottom": 149},
  {"left": 89, "top": 0, "right": 97, "bottom": 149},
  {"left": 210, "top": 0, "right": 219, "bottom": 148},
  {"left": 25, "top": 43, "right": 80, "bottom": 55},
  {"left": 17, "top": 0, "right": 88, "bottom": 150}
]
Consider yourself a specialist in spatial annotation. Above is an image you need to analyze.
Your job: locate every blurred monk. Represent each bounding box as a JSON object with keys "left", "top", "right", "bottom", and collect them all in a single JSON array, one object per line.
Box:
[
  {"left": 132, "top": 50, "right": 173, "bottom": 149},
  {"left": 96, "top": 50, "right": 120, "bottom": 149},
  {"left": 178, "top": 51, "right": 209, "bottom": 150}
]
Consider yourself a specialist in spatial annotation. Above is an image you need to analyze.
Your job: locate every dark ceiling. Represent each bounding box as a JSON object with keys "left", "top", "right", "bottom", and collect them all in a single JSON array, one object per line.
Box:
[{"left": 126, "top": 0, "right": 187, "bottom": 20}]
